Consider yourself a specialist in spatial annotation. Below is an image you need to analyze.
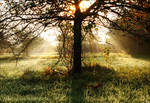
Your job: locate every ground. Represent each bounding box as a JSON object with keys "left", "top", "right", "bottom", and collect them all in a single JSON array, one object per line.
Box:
[{"left": 0, "top": 53, "right": 150, "bottom": 103}]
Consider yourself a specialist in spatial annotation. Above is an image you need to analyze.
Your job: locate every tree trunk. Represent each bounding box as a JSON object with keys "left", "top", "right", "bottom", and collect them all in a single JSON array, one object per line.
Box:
[{"left": 73, "top": 11, "right": 83, "bottom": 73}]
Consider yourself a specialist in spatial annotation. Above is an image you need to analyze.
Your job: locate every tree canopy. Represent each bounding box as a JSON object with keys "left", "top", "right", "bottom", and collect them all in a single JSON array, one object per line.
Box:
[{"left": 0, "top": 0, "right": 150, "bottom": 73}]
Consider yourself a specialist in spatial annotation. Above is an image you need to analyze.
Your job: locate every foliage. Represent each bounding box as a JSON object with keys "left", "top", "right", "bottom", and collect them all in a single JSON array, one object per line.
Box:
[
  {"left": 112, "top": 3, "right": 150, "bottom": 42},
  {"left": 57, "top": 21, "right": 101, "bottom": 71},
  {"left": 57, "top": 21, "right": 74, "bottom": 71}
]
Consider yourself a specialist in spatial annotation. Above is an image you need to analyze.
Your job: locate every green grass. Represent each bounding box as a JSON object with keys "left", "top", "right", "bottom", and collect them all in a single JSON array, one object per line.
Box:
[{"left": 0, "top": 53, "right": 150, "bottom": 103}]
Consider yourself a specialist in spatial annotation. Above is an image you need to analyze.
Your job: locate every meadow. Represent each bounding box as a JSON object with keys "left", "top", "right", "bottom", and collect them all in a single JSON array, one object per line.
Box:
[{"left": 0, "top": 53, "right": 150, "bottom": 103}]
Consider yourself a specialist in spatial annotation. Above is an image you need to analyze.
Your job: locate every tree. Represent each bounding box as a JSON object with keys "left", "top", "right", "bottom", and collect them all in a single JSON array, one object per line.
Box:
[
  {"left": 57, "top": 21, "right": 100, "bottom": 72},
  {"left": 112, "top": 7, "right": 150, "bottom": 41},
  {"left": 1, "top": 0, "right": 150, "bottom": 73}
]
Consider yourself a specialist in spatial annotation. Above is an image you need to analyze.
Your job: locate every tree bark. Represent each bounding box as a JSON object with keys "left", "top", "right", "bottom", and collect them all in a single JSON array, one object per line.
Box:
[{"left": 73, "top": 10, "right": 83, "bottom": 73}]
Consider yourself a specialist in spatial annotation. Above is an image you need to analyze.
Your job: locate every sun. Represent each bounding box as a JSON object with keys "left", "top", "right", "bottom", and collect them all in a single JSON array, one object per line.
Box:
[
  {"left": 69, "top": 0, "right": 96, "bottom": 13},
  {"left": 79, "top": 0, "right": 96, "bottom": 12}
]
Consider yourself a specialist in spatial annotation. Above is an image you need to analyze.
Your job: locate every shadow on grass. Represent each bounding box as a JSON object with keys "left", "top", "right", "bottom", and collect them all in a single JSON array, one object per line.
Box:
[
  {"left": 0, "top": 64, "right": 150, "bottom": 102},
  {"left": 0, "top": 65, "right": 116, "bottom": 103},
  {"left": 69, "top": 64, "right": 118, "bottom": 103},
  {"left": 70, "top": 76, "right": 86, "bottom": 103}
]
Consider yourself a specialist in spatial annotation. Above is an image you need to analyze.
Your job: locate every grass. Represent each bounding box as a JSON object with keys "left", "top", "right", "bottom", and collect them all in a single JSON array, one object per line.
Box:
[{"left": 0, "top": 53, "right": 150, "bottom": 103}]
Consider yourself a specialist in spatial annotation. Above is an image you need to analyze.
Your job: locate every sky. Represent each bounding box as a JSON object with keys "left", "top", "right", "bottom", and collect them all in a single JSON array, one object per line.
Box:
[
  {"left": 0, "top": 0, "right": 4, "bottom": 3},
  {"left": 0, "top": 0, "right": 5, "bottom": 8}
]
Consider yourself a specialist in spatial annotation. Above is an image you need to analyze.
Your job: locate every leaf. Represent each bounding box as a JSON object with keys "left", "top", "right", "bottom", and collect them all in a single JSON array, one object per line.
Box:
[
  {"left": 44, "top": 30, "right": 47, "bottom": 32},
  {"left": 95, "top": 28, "right": 99, "bottom": 31},
  {"left": 0, "top": 2, "right": 3, "bottom": 6},
  {"left": 104, "top": 10, "right": 108, "bottom": 16}
]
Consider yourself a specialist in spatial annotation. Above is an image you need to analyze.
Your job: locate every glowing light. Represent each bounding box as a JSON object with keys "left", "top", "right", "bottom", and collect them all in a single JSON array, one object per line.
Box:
[
  {"left": 41, "top": 29, "right": 59, "bottom": 46},
  {"left": 99, "top": 33, "right": 110, "bottom": 44},
  {"left": 69, "top": 0, "right": 96, "bottom": 13},
  {"left": 98, "top": 27, "right": 110, "bottom": 44},
  {"left": 69, "top": 5, "right": 76, "bottom": 13},
  {"left": 79, "top": 0, "right": 95, "bottom": 12},
  {"left": 93, "top": 26, "right": 110, "bottom": 44}
]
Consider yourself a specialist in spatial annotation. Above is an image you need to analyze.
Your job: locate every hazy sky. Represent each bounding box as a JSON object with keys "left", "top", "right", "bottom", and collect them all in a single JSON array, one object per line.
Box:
[
  {"left": 41, "top": 28, "right": 60, "bottom": 46},
  {"left": 41, "top": 26, "right": 110, "bottom": 46}
]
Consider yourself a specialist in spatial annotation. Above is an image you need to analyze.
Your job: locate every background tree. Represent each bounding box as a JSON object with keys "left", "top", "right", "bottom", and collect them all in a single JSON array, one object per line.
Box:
[
  {"left": 1, "top": 0, "right": 150, "bottom": 73},
  {"left": 112, "top": 8, "right": 150, "bottom": 42}
]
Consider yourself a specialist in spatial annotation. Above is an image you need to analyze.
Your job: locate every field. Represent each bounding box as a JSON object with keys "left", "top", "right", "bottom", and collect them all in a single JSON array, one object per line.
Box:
[{"left": 0, "top": 53, "right": 150, "bottom": 103}]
